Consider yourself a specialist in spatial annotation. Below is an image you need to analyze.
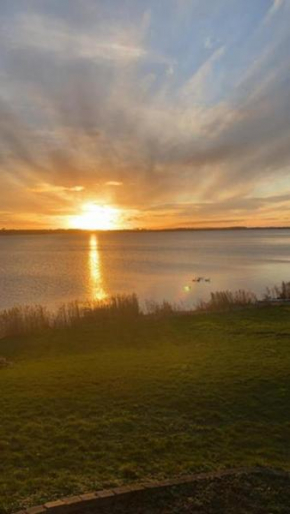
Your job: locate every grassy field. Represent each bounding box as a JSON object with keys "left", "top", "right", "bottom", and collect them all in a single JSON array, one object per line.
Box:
[{"left": 0, "top": 306, "right": 290, "bottom": 512}]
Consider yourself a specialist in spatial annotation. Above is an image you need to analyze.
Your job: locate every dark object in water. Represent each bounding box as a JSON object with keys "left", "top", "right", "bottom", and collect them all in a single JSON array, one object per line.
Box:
[{"left": 192, "top": 277, "right": 211, "bottom": 283}]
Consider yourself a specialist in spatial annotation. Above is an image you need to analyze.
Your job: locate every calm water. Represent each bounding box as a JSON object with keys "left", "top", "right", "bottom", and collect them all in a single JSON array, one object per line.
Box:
[{"left": 1, "top": 230, "right": 290, "bottom": 311}]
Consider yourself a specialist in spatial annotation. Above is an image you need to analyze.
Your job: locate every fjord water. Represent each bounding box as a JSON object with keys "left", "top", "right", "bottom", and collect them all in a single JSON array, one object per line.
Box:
[{"left": 1, "top": 229, "right": 290, "bottom": 311}]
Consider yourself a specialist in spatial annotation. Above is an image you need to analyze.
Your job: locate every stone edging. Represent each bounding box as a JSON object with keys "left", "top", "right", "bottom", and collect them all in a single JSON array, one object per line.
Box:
[{"left": 15, "top": 467, "right": 290, "bottom": 514}]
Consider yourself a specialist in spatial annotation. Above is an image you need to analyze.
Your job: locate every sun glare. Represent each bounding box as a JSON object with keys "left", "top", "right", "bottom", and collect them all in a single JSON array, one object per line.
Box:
[{"left": 69, "top": 203, "right": 120, "bottom": 230}]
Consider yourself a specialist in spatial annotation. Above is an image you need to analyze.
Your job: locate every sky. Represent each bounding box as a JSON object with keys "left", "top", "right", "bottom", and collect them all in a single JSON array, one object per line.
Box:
[{"left": 0, "top": 0, "right": 290, "bottom": 229}]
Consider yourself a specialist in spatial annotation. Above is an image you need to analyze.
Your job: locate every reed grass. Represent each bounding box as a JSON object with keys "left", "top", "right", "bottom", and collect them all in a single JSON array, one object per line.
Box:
[
  {"left": 1, "top": 281, "right": 289, "bottom": 339},
  {"left": 0, "top": 294, "right": 140, "bottom": 338},
  {"left": 197, "top": 289, "right": 257, "bottom": 312},
  {"left": 144, "top": 299, "right": 178, "bottom": 315},
  {"left": 264, "top": 281, "right": 290, "bottom": 301},
  {"left": 0, "top": 304, "right": 51, "bottom": 338}
]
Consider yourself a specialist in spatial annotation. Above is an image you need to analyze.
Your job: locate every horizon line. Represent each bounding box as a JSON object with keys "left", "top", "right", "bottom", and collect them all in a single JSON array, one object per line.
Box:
[{"left": 2, "top": 225, "right": 290, "bottom": 234}]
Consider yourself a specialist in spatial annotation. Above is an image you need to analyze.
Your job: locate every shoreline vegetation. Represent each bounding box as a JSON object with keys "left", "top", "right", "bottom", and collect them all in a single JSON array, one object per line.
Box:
[{"left": 1, "top": 282, "right": 290, "bottom": 339}]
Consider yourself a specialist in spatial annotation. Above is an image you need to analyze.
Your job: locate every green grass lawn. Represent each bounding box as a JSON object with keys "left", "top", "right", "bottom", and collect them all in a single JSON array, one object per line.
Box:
[{"left": 0, "top": 307, "right": 290, "bottom": 513}]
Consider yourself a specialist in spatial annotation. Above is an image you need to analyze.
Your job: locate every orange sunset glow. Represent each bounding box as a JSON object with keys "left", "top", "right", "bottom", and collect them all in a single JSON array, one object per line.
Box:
[
  {"left": 1, "top": 0, "right": 290, "bottom": 230},
  {"left": 68, "top": 203, "right": 121, "bottom": 231}
]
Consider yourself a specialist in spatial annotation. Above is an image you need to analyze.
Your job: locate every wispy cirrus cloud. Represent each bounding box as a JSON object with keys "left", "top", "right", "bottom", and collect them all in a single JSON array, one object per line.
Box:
[
  {"left": 29, "top": 183, "right": 84, "bottom": 194},
  {"left": 2, "top": 13, "right": 148, "bottom": 63},
  {"left": 0, "top": 0, "right": 290, "bottom": 228},
  {"left": 263, "top": 0, "right": 286, "bottom": 24}
]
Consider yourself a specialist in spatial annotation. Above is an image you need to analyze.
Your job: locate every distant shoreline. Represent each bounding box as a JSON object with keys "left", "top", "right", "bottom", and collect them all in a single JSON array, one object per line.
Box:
[{"left": 1, "top": 226, "right": 290, "bottom": 236}]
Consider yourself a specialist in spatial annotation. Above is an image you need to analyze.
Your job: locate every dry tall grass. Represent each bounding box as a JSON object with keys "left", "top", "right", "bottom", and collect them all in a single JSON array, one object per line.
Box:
[
  {"left": 0, "top": 294, "right": 140, "bottom": 338},
  {"left": 264, "top": 281, "right": 290, "bottom": 301},
  {"left": 197, "top": 289, "right": 257, "bottom": 312},
  {"left": 1, "top": 281, "right": 289, "bottom": 338},
  {"left": 0, "top": 305, "right": 51, "bottom": 338},
  {"left": 144, "top": 299, "right": 178, "bottom": 315}
]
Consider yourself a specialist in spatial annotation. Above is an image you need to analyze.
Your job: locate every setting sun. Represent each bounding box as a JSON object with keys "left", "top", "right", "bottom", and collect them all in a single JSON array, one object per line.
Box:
[{"left": 69, "top": 203, "right": 120, "bottom": 230}]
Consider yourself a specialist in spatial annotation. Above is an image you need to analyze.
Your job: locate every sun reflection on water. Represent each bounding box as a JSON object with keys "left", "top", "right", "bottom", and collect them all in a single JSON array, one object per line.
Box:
[{"left": 89, "top": 234, "right": 107, "bottom": 301}]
